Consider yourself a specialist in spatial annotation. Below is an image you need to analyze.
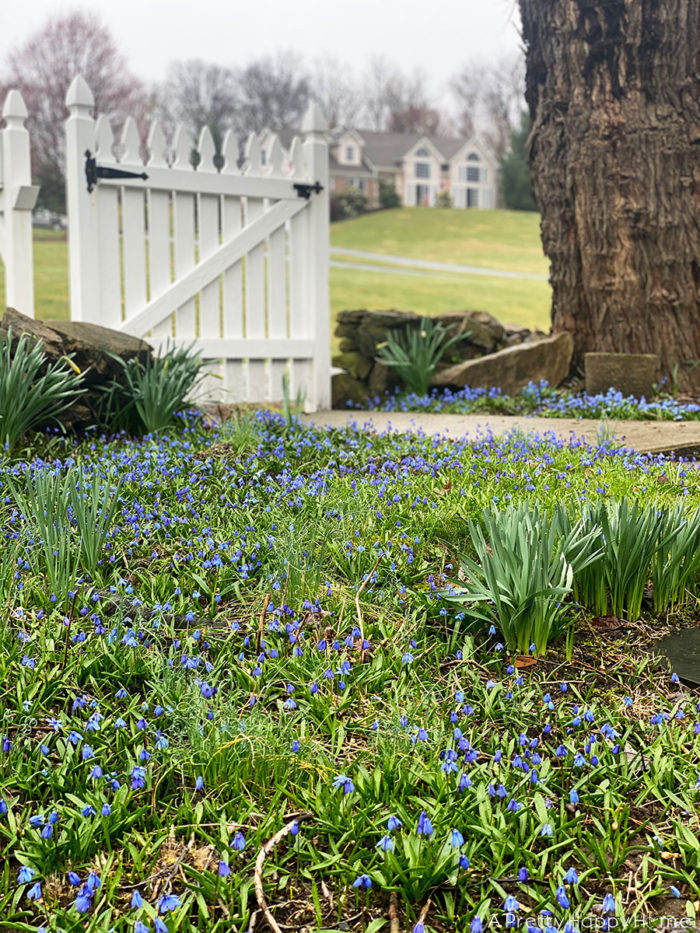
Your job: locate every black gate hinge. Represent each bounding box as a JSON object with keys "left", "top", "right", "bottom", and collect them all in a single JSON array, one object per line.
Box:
[
  {"left": 293, "top": 181, "right": 324, "bottom": 199},
  {"left": 85, "top": 150, "right": 149, "bottom": 193}
]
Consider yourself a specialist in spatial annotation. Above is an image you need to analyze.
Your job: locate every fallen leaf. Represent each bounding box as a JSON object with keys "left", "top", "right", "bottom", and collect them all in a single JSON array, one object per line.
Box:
[
  {"left": 591, "top": 615, "right": 622, "bottom": 631},
  {"left": 514, "top": 656, "right": 537, "bottom": 668}
]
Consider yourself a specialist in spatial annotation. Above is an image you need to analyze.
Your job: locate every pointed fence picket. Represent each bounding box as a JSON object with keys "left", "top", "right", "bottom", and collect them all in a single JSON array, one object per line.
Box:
[
  {"left": 64, "top": 75, "right": 331, "bottom": 410},
  {"left": 0, "top": 90, "right": 39, "bottom": 317}
]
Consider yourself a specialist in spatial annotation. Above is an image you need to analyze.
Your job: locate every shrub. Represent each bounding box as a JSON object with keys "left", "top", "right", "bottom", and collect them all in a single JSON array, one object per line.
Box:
[
  {"left": 376, "top": 317, "right": 462, "bottom": 396},
  {"left": 0, "top": 328, "right": 84, "bottom": 453},
  {"left": 333, "top": 185, "right": 368, "bottom": 220},
  {"left": 435, "top": 188, "right": 453, "bottom": 208},
  {"left": 98, "top": 342, "right": 207, "bottom": 435},
  {"left": 379, "top": 179, "right": 401, "bottom": 209}
]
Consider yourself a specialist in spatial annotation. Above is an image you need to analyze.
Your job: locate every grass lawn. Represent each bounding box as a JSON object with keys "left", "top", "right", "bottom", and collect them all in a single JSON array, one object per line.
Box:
[
  {"left": 331, "top": 208, "right": 549, "bottom": 275},
  {"left": 1, "top": 410, "right": 699, "bottom": 932},
  {"left": 0, "top": 210, "right": 550, "bottom": 333}
]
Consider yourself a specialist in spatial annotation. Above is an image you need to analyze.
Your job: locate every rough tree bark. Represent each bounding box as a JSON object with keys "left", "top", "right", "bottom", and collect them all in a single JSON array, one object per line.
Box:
[{"left": 518, "top": 0, "right": 700, "bottom": 390}]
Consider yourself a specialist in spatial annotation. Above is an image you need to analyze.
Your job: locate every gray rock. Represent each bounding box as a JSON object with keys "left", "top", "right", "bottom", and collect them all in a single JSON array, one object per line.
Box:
[
  {"left": 368, "top": 360, "right": 401, "bottom": 396},
  {"left": 431, "top": 332, "right": 573, "bottom": 395},
  {"left": 435, "top": 310, "right": 504, "bottom": 350},
  {"left": 332, "top": 372, "right": 368, "bottom": 409},
  {"left": 332, "top": 351, "right": 372, "bottom": 381},
  {"left": 1, "top": 307, "right": 153, "bottom": 430},
  {"left": 585, "top": 352, "right": 658, "bottom": 399}
]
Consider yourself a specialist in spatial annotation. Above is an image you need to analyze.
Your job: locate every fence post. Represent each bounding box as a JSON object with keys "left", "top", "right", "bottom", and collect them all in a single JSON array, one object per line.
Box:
[
  {"left": 65, "top": 75, "right": 99, "bottom": 323},
  {"left": 1, "top": 90, "right": 39, "bottom": 316},
  {"left": 302, "top": 102, "right": 331, "bottom": 411}
]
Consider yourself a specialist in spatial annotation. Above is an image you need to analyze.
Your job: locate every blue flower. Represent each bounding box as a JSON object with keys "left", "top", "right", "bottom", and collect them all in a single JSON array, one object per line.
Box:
[
  {"left": 158, "top": 893, "right": 182, "bottom": 913},
  {"left": 470, "top": 918, "right": 483, "bottom": 933},
  {"left": 450, "top": 828, "right": 464, "bottom": 848},
  {"left": 556, "top": 885, "right": 570, "bottom": 908},
  {"left": 352, "top": 874, "right": 372, "bottom": 889},
  {"left": 232, "top": 831, "right": 246, "bottom": 851},
  {"left": 218, "top": 860, "right": 231, "bottom": 877},
  {"left": 377, "top": 834, "right": 394, "bottom": 852},
  {"left": 602, "top": 893, "right": 616, "bottom": 913},
  {"left": 332, "top": 774, "right": 355, "bottom": 793},
  {"left": 416, "top": 811, "right": 433, "bottom": 836},
  {"left": 26, "top": 882, "right": 42, "bottom": 900},
  {"left": 132, "top": 889, "right": 144, "bottom": 908}
]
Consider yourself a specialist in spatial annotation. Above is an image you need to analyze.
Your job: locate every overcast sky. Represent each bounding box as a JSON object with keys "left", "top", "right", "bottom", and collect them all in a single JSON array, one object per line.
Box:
[{"left": 1, "top": 0, "right": 523, "bottom": 95}]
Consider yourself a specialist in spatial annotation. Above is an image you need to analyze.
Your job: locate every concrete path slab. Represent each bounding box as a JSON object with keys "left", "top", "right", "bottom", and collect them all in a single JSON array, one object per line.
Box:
[{"left": 300, "top": 410, "right": 700, "bottom": 456}]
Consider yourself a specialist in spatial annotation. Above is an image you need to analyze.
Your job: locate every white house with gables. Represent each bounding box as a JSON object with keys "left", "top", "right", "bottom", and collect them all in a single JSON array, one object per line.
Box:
[{"left": 259, "top": 126, "right": 498, "bottom": 210}]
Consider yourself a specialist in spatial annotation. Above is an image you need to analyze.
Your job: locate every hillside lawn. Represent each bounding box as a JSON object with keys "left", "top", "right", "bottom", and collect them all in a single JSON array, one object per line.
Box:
[{"left": 0, "top": 209, "right": 551, "bottom": 334}]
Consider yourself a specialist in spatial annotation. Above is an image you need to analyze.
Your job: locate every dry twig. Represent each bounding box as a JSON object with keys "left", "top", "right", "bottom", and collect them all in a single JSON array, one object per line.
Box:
[{"left": 252, "top": 812, "right": 314, "bottom": 933}]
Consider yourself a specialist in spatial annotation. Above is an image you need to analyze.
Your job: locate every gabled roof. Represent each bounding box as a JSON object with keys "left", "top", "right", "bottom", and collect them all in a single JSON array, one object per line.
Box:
[{"left": 355, "top": 130, "right": 471, "bottom": 167}]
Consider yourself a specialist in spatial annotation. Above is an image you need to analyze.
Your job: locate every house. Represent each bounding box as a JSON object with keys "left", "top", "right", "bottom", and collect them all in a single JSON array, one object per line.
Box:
[{"left": 258, "top": 127, "right": 498, "bottom": 210}]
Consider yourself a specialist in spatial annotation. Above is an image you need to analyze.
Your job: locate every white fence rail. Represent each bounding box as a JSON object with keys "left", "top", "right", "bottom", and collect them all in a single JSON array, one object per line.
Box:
[
  {"left": 64, "top": 75, "right": 331, "bottom": 410},
  {"left": 0, "top": 90, "right": 39, "bottom": 317}
]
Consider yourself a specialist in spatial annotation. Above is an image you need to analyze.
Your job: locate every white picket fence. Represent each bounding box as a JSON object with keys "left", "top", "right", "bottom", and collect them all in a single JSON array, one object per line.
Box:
[
  {"left": 0, "top": 90, "right": 39, "bottom": 317},
  {"left": 0, "top": 78, "right": 332, "bottom": 410}
]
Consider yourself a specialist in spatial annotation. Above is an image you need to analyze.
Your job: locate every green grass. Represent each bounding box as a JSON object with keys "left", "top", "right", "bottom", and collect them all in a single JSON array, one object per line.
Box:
[
  {"left": 0, "top": 414, "right": 699, "bottom": 932},
  {"left": 330, "top": 265, "right": 550, "bottom": 332},
  {"left": 0, "top": 210, "right": 550, "bottom": 335},
  {"left": 331, "top": 208, "right": 549, "bottom": 275}
]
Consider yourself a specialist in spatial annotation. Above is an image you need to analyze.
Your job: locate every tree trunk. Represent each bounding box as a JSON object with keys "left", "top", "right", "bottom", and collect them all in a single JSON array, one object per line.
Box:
[{"left": 519, "top": 0, "right": 700, "bottom": 390}]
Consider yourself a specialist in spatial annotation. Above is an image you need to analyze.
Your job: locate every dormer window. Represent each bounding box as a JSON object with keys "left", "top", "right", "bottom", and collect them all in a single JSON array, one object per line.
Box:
[
  {"left": 467, "top": 152, "right": 480, "bottom": 161},
  {"left": 415, "top": 147, "right": 429, "bottom": 157},
  {"left": 345, "top": 145, "right": 355, "bottom": 163}
]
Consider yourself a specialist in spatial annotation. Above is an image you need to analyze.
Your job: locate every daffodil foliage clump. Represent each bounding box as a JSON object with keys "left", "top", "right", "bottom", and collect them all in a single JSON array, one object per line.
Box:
[{"left": 1, "top": 414, "right": 699, "bottom": 933}]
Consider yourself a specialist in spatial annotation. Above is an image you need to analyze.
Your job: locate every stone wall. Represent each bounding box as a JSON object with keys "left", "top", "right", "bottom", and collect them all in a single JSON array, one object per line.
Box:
[{"left": 332, "top": 309, "right": 544, "bottom": 408}]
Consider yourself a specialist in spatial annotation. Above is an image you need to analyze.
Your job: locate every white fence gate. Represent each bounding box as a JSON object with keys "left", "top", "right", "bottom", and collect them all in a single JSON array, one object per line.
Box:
[
  {"left": 0, "top": 90, "right": 39, "bottom": 317},
  {"left": 64, "top": 75, "right": 331, "bottom": 410}
]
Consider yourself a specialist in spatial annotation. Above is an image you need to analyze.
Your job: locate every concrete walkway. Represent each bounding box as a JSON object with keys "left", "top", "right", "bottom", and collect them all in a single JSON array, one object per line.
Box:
[{"left": 300, "top": 410, "right": 700, "bottom": 456}]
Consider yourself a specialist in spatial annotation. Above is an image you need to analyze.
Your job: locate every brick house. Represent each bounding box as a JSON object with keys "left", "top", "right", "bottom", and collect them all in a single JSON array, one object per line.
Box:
[{"left": 258, "top": 126, "right": 498, "bottom": 209}]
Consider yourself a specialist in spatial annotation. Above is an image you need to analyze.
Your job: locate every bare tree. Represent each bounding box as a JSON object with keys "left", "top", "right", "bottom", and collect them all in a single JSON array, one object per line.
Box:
[
  {"left": 519, "top": 0, "right": 700, "bottom": 389},
  {"left": 157, "top": 59, "right": 237, "bottom": 156},
  {"left": 0, "top": 11, "right": 149, "bottom": 211},
  {"left": 450, "top": 53, "right": 525, "bottom": 152},
  {"left": 236, "top": 52, "right": 310, "bottom": 135},
  {"left": 310, "top": 57, "right": 361, "bottom": 129},
  {"left": 360, "top": 57, "right": 446, "bottom": 134},
  {"left": 360, "top": 56, "right": 402, "bottom": 131}
]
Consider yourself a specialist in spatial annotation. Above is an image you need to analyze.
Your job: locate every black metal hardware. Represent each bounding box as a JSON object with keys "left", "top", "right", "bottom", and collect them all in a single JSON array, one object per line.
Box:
[
  {"left": 293, "top": 181, "right": 324, "bottom": 199},
  {"left": 85, "top": 150, "right": 148, "bottom": 193}
]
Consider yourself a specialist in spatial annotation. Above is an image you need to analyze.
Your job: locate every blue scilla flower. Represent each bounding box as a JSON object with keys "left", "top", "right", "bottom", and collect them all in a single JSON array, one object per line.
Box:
[
  {"left": 18, "top": 866, "right": 35, "bottom": 884},
  {"left": 470, "top": 918, "right": 483, "bottom": 933},
  {"left": 416, "top": 811, "right": 433, "bottom": 836},
  {"left": 218, "top": 860, "right": 231, "bottom": 877},
  {"left": 26, "top": 881, "right": 42, "bottom": 900},
  {"left": 130, "top": 766, "right": 146, "bottom": 790},
  {"left": 540, "top": 823, "right": 553, "bottom": 837},
  {"left": 569, "top": 789, "right": 579, "bottom": 804},
  {"left": 135, "top": 922, "right": 151, "bottom": 933},
  {"left": 158, "top": 893, "right": 182, "bottom": 913},
  {"left": 102, "top": 803, "right": 111, "bottom": 816},
  {"left": 387, "top": 815, "right": 402, "bottom": 831},
  {"left": 332, "top": 774, "right": 355, "bottom": 793},
  {"left": 232, "top": 831, "right": 246, "bottom": 851},
  {"left": 504, "top": 895, "right": 519, "bottom": 913},
  {"left": 602, "top": 893, "right": 616, "bottom": 913},
  {"left": 450, "top": 828, "right": 464, "bottom": 848},
  {"left": 556, "top": 885, "right": 570, "bottom": 908},
  {"left": 564, "top": 867, "right": 579, "bottom": 885},
  {"left": 517, "top": 867, "right": 529, "bottom": 882},
  {"left": 131, "top": 889, "right": 144, "bottom": 908},
  {"left": 377, "top": 834, "right": 394, "bottom": 852},
  {"left": 352, "top": 874, "right": 372, "bottom": 889}
]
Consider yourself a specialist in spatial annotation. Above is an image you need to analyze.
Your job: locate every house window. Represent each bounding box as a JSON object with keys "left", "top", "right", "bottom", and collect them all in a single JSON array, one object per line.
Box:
[
  {"left": 260, "top": 148, "right": 267, "bottom": 166},
  {"left": 350, "top": 177, "right": 366, "bottom": 192},
  {"left": 345, "top": 145, "right": 355, "bottom": 162},
  {"left": 415, "top": 147, "right": 429, "bottom": 157},
  {"left": 466, "top": 165, "right": 480, "bottom": 183},
  {"left": 467, "top": 152, "right": 480, "bottom": 161},
  {"left": 415, "top": 161, "right": 430, "bottom": 178}
]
